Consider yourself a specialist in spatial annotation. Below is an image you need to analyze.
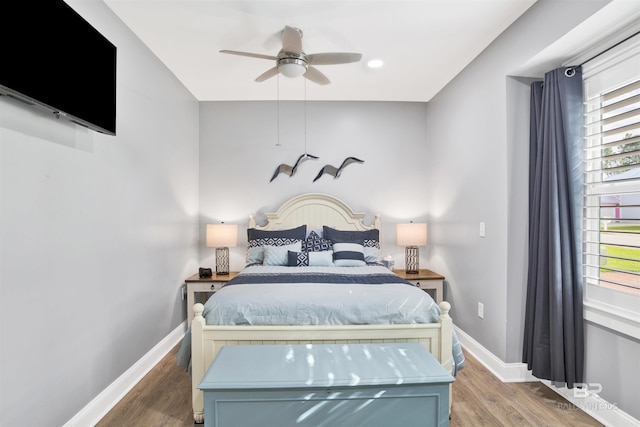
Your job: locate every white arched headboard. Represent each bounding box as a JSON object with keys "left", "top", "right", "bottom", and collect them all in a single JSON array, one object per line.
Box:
[{"left": 249, "top": 193, "right": 381, "bottom": 231}]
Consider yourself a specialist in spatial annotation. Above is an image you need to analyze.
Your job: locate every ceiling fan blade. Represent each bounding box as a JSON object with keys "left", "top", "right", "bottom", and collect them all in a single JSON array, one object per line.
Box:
[
  {"left": 220, "top": 50, "right": 277, "bottom": 61},
  {"left": 307, "top": 52, "right": 363, "bottom": 65},
  {"left": 263, "top": 29, "right": 283, "bottom": 51},
  {"left": 304, "top": 66, "right": 330, "bottom": 85},
  {"left": 281, "top": 25, "right": 303, "bottom": 54},
  {"left": 255, "top": 67, "right": 280, "bottom": 82}
]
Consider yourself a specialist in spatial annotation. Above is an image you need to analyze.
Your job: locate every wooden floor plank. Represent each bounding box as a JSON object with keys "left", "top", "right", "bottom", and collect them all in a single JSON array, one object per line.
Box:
[
  {"left": 97, "top": 345, "right": 603, "bottom": 426},
  {"left": 449, "top": 353, "right": 603, "bottom": 427}
]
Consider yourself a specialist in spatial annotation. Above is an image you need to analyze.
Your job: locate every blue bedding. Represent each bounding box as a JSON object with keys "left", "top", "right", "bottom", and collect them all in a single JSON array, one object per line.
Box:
[{"left": 177, "top": 265, "right": 465, "bottom": 373}]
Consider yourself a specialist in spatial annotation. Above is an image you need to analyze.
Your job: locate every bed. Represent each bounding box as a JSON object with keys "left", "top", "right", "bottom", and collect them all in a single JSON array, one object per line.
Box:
[{"left": 182, "top": 193, "right": 463, "bottom": 423}]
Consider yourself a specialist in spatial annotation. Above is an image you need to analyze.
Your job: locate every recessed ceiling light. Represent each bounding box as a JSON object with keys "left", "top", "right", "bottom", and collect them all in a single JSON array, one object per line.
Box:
[{"left": 367, "top": 59, "right": 384, "bottom": 69}]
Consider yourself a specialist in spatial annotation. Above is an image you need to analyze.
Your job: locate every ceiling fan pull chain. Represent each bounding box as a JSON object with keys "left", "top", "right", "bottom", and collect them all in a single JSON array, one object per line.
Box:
[
  {"left": 304, "top": 78, "right": 307, "bottom": 155},
  {"left": 276, "top": 73, "right": 281, "bottom": 146}
]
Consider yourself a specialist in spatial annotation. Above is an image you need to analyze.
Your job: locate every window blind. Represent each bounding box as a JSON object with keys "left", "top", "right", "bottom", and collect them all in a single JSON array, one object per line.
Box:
[{"left": 583, "top": 44, "right": 640, "bottom": 294}]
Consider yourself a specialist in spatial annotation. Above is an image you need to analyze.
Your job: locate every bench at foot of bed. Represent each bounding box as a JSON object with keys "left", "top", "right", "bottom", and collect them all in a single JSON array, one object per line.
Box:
[{"left": 197, "top": 342, "right": 454, "bottom": 426}]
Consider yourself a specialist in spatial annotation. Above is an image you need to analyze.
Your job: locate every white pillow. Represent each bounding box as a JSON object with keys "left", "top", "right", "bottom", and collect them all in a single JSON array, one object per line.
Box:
[
  {"left": 263, "top": 242, "right": 302, "bottom": 266},
  {"left": 363, "top": 247, "right": 380, "bottom": 263},
  {"left": 309, "top": 250, "right": 334, "bottom": 267}
]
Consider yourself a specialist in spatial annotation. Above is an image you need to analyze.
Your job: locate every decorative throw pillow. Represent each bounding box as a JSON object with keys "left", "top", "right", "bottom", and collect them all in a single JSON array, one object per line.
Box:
[
  {"left": 263, "top": 242, "right": 303, "bottom": 266},
  {"left": 306, "top": 228, "right": 324, "bottom": 238},
  {"left": 309, "top": 250, "right": 334, "bottom": 266},
  {"left": 304, "top": 230, "right": 333, "bottom": 252},
  {"left": 287, "top": 250, "right": 309, "bottom": 267},
  {"left": 363, "top": 241, "right": 381, "bottom": 264},
  {"left": 332, "top": 242, "right": 366, "bottom": 267}
]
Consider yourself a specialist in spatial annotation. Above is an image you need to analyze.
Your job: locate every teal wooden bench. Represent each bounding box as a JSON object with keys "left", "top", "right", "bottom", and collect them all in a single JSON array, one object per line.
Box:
[{"left": 199, "top": 342, "right": 454, "bottom": 427}]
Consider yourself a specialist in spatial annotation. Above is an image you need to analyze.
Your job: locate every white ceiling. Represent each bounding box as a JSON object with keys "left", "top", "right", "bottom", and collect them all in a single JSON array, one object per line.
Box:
[{"left": 104, "top": 0, "right": 538, "bottom": 102}]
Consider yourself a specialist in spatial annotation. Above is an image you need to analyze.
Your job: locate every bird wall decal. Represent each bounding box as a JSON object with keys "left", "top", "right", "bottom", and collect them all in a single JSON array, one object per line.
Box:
[
  {"left": 313, "top": 157, "right": 364, "bottom": 182},
  {"left": 270, "top": 153, "right": 319, "bottom": 182}
]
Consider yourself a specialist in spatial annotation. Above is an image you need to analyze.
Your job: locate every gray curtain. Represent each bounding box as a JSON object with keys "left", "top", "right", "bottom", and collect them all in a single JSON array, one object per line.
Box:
[{"left": 523, "top": 66, "right": 584, "bottom": 388}]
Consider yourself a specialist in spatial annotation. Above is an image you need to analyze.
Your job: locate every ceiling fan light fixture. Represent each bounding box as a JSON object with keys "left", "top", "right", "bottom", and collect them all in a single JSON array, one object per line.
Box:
[
  {"left": 367, "top": 59, "right": 384, "bottom": 69},
  {"left": 278, "top": 58, "right": 308, "bottom": 78}
]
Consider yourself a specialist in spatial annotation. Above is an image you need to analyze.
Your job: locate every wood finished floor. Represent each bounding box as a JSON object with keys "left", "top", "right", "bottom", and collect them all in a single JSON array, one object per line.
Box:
[{"left": 97, "top": 345, "right": 604, "bottom": 427}]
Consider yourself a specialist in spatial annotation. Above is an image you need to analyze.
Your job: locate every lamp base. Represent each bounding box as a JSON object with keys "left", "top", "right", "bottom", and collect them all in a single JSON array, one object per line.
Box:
[
  {"left": 405, "top": 246, "right": 419, "bottom": 274},
  {"left": 215, "top": 247, "right": 230, "bottom": 275}
]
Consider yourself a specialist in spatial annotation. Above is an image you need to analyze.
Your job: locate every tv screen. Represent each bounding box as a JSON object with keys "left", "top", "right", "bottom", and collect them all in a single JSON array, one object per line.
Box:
[{"left": 0, "top": 1, "right": 117, "bottom": 135}]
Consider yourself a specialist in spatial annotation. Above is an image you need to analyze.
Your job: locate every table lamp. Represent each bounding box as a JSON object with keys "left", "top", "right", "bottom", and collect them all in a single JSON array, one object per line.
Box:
[
  {"left": 206, "top": 223, "right": 238, "bottom": 275},
  {"left": 396, "top": 222, "right": 427, "bottom": 274}
]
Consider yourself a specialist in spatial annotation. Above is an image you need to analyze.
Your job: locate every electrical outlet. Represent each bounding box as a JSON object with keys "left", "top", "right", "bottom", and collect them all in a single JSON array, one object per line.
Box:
[
  {"left": 479, "top": 222, "right": 486, "bottom": 238},
  {"left": 478, "top": 302, "right": 484, "bottom": 319}
]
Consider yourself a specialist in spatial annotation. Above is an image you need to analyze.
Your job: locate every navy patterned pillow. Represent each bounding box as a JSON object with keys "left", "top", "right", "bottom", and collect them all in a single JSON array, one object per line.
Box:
[
  {"left": 304, "top": 230, "right": 333, "bottom": 252},
  {"left": 363, "top": 239, "right": 379, "bottom": 249},
  {"left": 287, "top": 250, "right": 309, "bottom": 266},
  {"left": 248, "top": 237, "right": 301, "bottom": 249}
]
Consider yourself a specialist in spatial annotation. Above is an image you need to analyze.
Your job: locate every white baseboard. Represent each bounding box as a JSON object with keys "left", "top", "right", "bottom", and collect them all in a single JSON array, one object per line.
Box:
[
  {"left": 453, "top": 325, "right": 536, "bottom": 382},
  {"left": 63, "top": 321, "right": 187, "bottom": 427},
  {"left": 454, "top": 325, "right": 639, "bottom": 427},
  {"left": 541, "top": 380, "right": 640, "bottom": 427}
]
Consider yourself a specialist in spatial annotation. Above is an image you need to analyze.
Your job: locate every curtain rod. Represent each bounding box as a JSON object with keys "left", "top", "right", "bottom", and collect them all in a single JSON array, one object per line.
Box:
[{"left": 565, "top": 30, "right": 640, "bottom": 76}]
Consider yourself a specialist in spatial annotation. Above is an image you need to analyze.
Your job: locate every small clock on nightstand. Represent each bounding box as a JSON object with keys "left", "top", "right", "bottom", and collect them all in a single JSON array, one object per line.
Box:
[
  {"left": 184, "top": 271, "right": 238, "bottom": 325},
  {"left": 393, "top": 269, "right": 445, "bottom": 304}
]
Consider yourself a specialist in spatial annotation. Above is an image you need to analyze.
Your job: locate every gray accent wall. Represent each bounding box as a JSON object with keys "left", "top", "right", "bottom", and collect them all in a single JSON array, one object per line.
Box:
[
  {"left": 0, "top": 1, "right": 199, "bottom": 425},
  {"left": 426, "top": 0, "right": 639, "bottom": 419},
  {"left": 198, "top": 100, "right": 431, "bottom": 273}
]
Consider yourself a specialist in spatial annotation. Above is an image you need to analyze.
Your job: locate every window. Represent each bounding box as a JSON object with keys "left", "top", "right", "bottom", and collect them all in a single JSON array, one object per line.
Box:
[
  {"left": 582, "top": 34, "right": 640, "bottom": 339},
  {"left": 584, "top": 79, "right": 640, "bottom": 293}
]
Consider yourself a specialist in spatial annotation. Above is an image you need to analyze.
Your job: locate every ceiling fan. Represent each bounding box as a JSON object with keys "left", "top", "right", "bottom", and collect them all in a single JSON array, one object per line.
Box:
[{"left": 220, "top": 25, "right": 362, "bottom": 85}]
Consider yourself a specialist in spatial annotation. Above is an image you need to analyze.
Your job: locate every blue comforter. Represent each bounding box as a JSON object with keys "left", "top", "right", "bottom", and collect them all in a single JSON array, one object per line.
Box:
[{"left": 177, "top": 265, "right": 464, "bottom": 373}]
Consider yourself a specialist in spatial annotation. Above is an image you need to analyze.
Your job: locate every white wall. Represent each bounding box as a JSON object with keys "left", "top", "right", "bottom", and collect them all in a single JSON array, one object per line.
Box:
[
  {"left": 0, "top": 1, "right": 199, "bottom": 425},
  {"left": 426, "top": 0, "right": 639, "bottom": 419},
  {"left": 198, "top": 101, "right": 431, "bottom": 273}
]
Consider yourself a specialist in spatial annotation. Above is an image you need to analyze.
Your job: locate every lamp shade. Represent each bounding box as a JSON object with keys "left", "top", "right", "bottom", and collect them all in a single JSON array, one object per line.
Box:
[
  {"left": 396, "top": 223, "right": 427, "bottom": 246},
  {"left": 206, "top": 223, "right": 238, "bottom": 248}
]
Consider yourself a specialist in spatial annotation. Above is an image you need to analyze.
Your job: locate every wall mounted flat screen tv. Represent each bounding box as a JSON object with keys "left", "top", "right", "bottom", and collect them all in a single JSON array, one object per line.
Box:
[{"left": 0, "top": 1, "right": 117, "bottom": 135}]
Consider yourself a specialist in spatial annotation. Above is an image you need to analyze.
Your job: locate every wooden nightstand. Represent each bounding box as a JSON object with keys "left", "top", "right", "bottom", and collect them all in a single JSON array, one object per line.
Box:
[
  {"left": 393, "top": 269, "right": 445, "bottom": 304},
  {"left": 185, "top": 272, "right": 239, "bottom": 325}
]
